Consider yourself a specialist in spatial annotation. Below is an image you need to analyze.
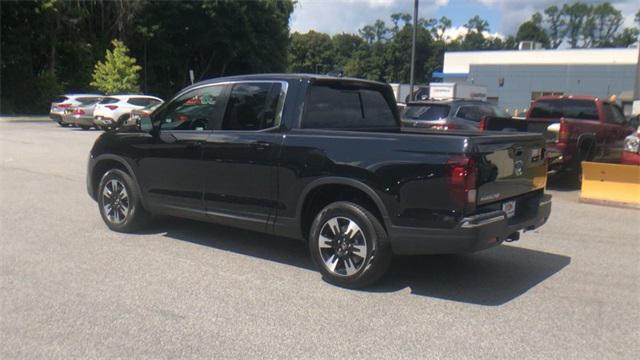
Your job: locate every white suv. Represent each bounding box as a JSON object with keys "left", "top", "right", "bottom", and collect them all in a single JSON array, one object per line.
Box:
[
  {"left": 93, "top": 95, "right": 163, "bottom": 130},
  {"left": 49, "top": 94, "right": 103, "bottom": 127}
]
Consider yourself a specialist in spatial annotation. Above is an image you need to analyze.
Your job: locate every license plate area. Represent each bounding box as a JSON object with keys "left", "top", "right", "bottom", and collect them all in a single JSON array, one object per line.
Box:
[{"left": 502, "top": 200, "right": 516, "bottom": 218}]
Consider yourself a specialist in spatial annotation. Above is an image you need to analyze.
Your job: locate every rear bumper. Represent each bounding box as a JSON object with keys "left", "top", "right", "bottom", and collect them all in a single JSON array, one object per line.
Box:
[
  {"left": 93, "top": 117, "right": 115, "bottom": 127},
  {"left": 388, "top": 194, "right": 552, "bottom": 255},
  {"left": 621, "top": 151, "right": 640, "bottom": 166},
  {"left": 49, "top": 113, "right": 63, "bottom": 123}
]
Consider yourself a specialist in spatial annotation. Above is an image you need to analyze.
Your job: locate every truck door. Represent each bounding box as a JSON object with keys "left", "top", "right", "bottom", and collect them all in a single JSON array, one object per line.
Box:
[
  {"left": 201, "top": 81, "right": 287, "bottom": 233},
  {"left": 136, "top": 84, "right": 227, "bottom": 215},
  {"left": 602, "top": 103, "right": 630, "bottom": 162}
]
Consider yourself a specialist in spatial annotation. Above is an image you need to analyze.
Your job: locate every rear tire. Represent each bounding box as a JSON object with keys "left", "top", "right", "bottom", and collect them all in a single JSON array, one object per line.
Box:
[
  {"left": 570, "top": 143, "right": 594, "bottom": 187},
  {"left": 58, "top": 121, "right": 69, "bottom": 127},
  {"left": 79, "top": 125, "right": 90, "bottom": 130},
  {"left": 309, "top": 201, "right": 392, "bottom": 288},
  {"left": 97, "top": 169, "right": 150, "bottom": 233}
]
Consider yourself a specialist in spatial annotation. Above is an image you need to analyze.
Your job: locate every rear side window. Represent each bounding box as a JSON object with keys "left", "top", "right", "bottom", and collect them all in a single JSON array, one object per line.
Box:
[
  {"left": 403, "top": 104, "right": 450, "bottom": 121},
  {"left": 100, "top": 97, "right": 120, "bottom": 104},
  {"left": 222, "top": 82, "right": 282, "bottom": 131},
  {"left": 529, "top": 99, "right": 598, "bottom": 120},
  {"left": 128, "top": 97, "right": 158, "bottom": 106},
  {"left": 303, "top": 84, "right": 396, "bottom": 129},
  {"left": 77, "top": 97, "right": 102, "bottom": 105},
  {"left": 455, "top": 104, "right": 507, "bottom": 122}
]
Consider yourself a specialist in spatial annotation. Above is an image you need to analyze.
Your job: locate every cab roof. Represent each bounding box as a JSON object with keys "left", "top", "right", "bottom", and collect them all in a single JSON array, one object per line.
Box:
[{"left": 187, "top": 73, "right": 388, "bottom": 90}]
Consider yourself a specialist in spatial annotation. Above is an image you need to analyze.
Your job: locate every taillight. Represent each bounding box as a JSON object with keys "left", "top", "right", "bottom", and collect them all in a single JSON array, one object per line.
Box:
[
  {"left": 72, "top": 108, "right": 85, "bottom": 115},
  {"left": 478, "top": 116, "right": 487, "bottom": 131},
  {"left": 105, "top": 105, "right": 118, "bottom": 110},
  {"left": 558, "top": 119, "right": 570, "bottom": 143},
  {"left": 447, "top": 155, "right": 477, "bottom": 210}
]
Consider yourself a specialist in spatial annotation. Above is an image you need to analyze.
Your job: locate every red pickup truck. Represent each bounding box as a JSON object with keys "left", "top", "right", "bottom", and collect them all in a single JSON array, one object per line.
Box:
[{"left": 482, "top": 96, "right": 634, "bottom": 182}]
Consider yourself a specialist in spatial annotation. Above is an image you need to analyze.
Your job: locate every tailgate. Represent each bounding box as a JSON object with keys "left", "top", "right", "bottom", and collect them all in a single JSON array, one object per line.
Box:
[
  {"left": 470, "top": 134, "right": 547, "bottom": 205},
  {"left": 483, "top": 116, "right": 559, "bottom": 142}
]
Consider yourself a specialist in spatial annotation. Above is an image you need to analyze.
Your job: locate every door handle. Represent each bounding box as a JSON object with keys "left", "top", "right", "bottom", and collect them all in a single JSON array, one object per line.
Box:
[
  {"left": 186, "top": 141, "right": 203, "bottom": 150},
  {"left": 254, "top": 141, "right": 272, "bottom": 151}
]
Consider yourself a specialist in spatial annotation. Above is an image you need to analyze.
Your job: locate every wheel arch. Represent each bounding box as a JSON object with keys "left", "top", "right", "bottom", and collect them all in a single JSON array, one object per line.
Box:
[
  {"left": 577, "top": 133, "right": 597, "bottom": 160},
  {"left": 296, "top": 177, "right": 390, "bottom": 241},
  {"left": 89, "top": 155, "right": 145, "bottom": 206}
]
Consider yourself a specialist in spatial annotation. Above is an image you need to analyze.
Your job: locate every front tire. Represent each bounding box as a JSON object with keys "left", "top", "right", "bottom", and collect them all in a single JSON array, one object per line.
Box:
[
  {"left": 58, "top": 121, "right": 69, "bottom": 127},
  {"left": 79, "top": 125, "right": 90, "bottom": 130},
  {"left": 309, "top": 201, "right": 392, "bottom": 288},
  {"left": 117, "top": 114, "right": 130, "bottom": 128},
  {"left": 97, "top": 169, "right": 150, "bottom": 232}
]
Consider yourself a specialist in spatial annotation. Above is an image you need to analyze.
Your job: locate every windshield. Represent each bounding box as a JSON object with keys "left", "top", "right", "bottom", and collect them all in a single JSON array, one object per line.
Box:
[
  {"left": 403, "top": 104, "right": 450, "bottom": 121},
  {"left": 529, "top": 99, "right": 598, "bottom": 120}
]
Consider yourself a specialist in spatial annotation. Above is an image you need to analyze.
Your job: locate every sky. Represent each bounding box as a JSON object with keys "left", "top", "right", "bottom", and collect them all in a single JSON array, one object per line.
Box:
[{"left": 290, "top": 0, "right": 639, "bottom": 38}]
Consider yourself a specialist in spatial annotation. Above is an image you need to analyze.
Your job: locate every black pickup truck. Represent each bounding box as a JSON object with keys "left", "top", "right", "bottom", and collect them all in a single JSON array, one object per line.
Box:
[{"left": 87, "top": 74, "right": 551, "bottom": 287}]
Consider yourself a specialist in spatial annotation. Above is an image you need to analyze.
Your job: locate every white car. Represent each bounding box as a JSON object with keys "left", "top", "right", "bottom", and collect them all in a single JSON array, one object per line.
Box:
[
  {"left": 49, "top": 94, "right": 103, "bottom": 127},
  {"left": 93, "top": 95, "right": 163, "bottom": 130}
]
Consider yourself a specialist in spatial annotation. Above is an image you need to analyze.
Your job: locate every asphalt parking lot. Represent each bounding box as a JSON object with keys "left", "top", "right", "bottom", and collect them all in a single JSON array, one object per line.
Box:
[{"left": 1, "top": 119, "right": 638, "bottom": 359}]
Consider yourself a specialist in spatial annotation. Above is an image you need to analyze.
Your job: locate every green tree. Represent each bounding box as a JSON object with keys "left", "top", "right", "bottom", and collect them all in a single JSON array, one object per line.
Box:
[
  {"left": 611, "top": 27, "right": 639, "bottom": 47},
  {"left": 464, "top": 15, "right": 489, "bottom": 34},
  {"left": 332, "top": 33, "right": 365, "bottom": 67},
  {"left": 544, "top": 5, "right": 566, "bottom": 48},
  {"left": 90, "top": 39, "right": 142, "bottom": 94},
  {"left": 561, "top": 2, "right": 591, "bottom": 48},
  {"left": 431, "top": 16, "right": 452, "bottom": 42},
  {"left": 516, "top": 13, "right": 550, "bottom": 48},
  {"left": 582, "top": 3, "right": 623, "bottom": 47},
  {"left": 288, "top": 31, "right": 335, "bottom": 73}
]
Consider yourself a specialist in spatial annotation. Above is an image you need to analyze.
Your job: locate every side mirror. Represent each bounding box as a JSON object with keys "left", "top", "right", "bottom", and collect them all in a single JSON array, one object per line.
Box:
[{"left": 136, "top": 115, "right": 153, "bottom": 132}]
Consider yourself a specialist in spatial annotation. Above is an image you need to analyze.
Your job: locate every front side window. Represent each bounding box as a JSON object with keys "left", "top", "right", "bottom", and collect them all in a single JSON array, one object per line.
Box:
[
  {"left": 155, "top": 85, "right": 224, "bottom": 131},
  {"left": 221, "top": 82, "right": 282, "bottom": 131}
]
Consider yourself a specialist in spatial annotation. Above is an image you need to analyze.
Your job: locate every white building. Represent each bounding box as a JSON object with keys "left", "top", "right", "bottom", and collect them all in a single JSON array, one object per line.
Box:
[{"left": 435, "top": 47, "right": 639, "bottom": 115}]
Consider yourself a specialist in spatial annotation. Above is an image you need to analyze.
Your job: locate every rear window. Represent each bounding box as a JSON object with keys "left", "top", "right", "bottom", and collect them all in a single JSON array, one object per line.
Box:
[
  {"left": 99, "top": 97, "right": 120, "bottom": 104},
  {"left": 529, "top": 99, "right": 598, "bottom": 120},
  {"left": 302, "top": 84, "right": 397, "bottom": 129},
  {"left": 403, "top": 104, "right": 450, "bottom": 121},
  {"left": 53, "top": 96, "right": 68, "bottom": 103}
]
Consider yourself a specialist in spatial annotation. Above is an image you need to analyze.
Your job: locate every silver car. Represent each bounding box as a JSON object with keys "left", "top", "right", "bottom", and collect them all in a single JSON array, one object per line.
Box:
[
  {"left": 49, "top": 94, "right": 102, "bottom": 127},
  {"left": 401, "top": 99, "right": 510, "bottom": 130},
  {"left": 61, "top": 98, "right": 103, "bottom": 130}
]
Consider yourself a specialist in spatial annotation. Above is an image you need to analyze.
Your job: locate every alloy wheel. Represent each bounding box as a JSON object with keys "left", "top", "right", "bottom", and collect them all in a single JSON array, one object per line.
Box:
[
  {"left": 102, "top": 179, "right": 129, "bottom": 224},
  {"left": 317, "top": 216, "right": 370, "bottom": 277}
]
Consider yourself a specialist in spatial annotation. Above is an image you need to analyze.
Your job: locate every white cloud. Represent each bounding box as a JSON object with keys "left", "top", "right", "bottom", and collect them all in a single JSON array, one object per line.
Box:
[
  {"left": 290, "top": 0, "right": 450, "bottom": 34},
  {"left": 471, "top": 0, "right": 639, "bottom": 34},
  {"left": 443, "top": 26, "right": 505, "bottom": 41}
]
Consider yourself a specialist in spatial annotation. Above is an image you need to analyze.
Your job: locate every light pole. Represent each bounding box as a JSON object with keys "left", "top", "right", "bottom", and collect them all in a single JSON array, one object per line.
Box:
[
  {"left": 409, "top": 0, "right": 418, "bottom": 101},
  {"left": 634, "top": 41, "right": 640, "bottom": 100}
]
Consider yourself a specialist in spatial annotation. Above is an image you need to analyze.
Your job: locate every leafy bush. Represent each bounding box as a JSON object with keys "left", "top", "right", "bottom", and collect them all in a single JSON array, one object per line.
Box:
[{"left": 90, "top": 40, "right": 142, "bottom": 95}]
